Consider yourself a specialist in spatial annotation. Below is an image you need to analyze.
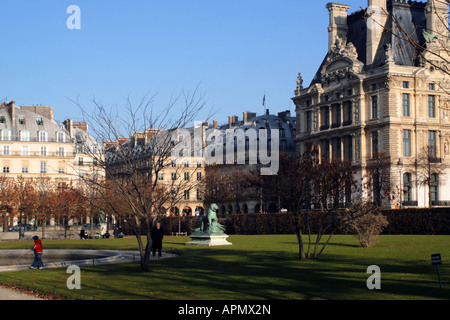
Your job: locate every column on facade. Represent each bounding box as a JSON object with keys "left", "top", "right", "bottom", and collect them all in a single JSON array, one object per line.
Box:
[
  {"left": 316, "top": 108, "right": 321, "bottom": 132},
  {"left": 329, "top": 139, "right": 333, "bottom": 162}
]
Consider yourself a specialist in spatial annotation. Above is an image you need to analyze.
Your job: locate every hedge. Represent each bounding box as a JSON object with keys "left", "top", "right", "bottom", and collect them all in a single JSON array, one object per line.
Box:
[
  {"left": 157, "top": 208, "right": 450, "bottom": 236},
  {"left": 120, "top": 208, "right": 450, "bottom": 236},
  {"left": 382, "top": 208, "right": 450, "bottom": 235}
]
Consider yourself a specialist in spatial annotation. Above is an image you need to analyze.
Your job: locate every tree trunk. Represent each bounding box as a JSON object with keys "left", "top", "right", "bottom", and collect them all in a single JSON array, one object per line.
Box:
[
  {"left": 316, "top": 233, "right": 334, "bottom": 259},
  {"left": 41, "top": 218, "right": 46, "bottom": 239},
  {"left": 142, "top": 235, "right": 152, "bottom": 272},
  {"left": 135, "top": 232, "right": 147, "bottom": 271},
  {"left": 135, "top": 219, "right": 154, "bottom": 272},
  {"left": 428, "top": 182, "right": 433, "bottom": 208},
  {"left": 294, "top": 215, "right": 305, "bottom": 260},
  {"left": 295, "top": 228, "right": 305, "bottom": 260},
  {"left": 313, "top": 233, "right": 322, "bottom": 258},
  {"left": 90, "top": 214, "right": 94, "bottom": 236},
  {"left": 306, "top": 215, "right": 312, "bottom": 259},
  {"left": 2, "top": 212, "right": 6, "bottom": 233}
]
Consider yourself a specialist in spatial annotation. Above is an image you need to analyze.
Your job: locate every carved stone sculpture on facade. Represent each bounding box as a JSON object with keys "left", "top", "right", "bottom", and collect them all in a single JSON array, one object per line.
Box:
[{"left": 295, "top": 72, "right": 304, "bottom": 96}]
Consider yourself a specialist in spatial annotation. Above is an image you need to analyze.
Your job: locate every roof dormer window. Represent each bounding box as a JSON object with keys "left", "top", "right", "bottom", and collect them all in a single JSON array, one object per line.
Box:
[
  {"left": 38, "top": 131, "right": 48, "bottom": 142},
  {"left": 20, "top": 130, "right": 30, "bottom": 142},
  {"left": 1, "top": 129, "right": 11, "bottom": 141},
  {"left": 57, "top": 132, "right": 65, "bottom": 143}
]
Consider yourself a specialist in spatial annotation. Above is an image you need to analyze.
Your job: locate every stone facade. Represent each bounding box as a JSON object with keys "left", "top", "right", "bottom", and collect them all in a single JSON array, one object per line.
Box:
[
  {"left": 104, "top": 127, "right": 207, "bottom": 218},
  {"left": 0, "top": 101, "right": 103, "bottom": 226},
  {"left": 205, "top": 110, "right": 296, "bottom": 214},
  {"left": 0, "top": 101, "right": 101, "bottom": 188},
  {"left": 293, "top": 0, "right": 450, "bottom": 208},
  {"left": 105, "top": 109, "right": 296, "bottom": 216}
]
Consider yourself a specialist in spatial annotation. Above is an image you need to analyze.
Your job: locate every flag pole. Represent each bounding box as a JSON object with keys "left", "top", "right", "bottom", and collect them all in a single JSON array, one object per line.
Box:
[{"left": 262, "top": 93, "right": 266, "bottom": 115}]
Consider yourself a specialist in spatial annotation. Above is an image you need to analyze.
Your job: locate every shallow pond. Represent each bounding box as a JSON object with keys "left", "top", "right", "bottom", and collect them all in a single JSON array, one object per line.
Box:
[{"left": 0, "top": 249, "right": 116, "bottom": 266}]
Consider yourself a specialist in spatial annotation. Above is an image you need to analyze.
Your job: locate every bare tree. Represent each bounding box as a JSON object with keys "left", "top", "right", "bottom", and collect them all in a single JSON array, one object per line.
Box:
[
  {"left": 367, "top": 0, "right": 450, "bottom": 91},
  {"left": 72, "top": 88, "right": 211, "bottom": 271},
  {"left": 364, "top": 152, "right": 397, "bottom": 207},
  {"left": 266, "top": 148, "right": 356, "bottom": 260},
  {"left": 341, "top": 202, "right": 389, "bottom": 248},
  {"left": 415, "top": 145, "right": 448, "bottom": 207}
]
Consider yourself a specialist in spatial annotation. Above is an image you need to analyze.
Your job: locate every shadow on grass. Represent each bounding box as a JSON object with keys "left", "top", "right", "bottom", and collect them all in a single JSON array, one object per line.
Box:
[
  {"left": 280, "top": 241, "right": 360, "bottom": 248},
  {"left": 78, "top": 246, "right": 450, "bottom": 300},
  {"left": 3, "top": 235, "right": 449, "bottom": 300}
]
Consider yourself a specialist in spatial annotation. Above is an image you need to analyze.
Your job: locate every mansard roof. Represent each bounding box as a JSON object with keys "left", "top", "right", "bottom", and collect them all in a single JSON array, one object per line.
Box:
[
  {"left": 310, "top": 0, "right": 428, "bottom": 86},
  {"left": 0, "top": 107, "right": 68, "bottom": 142}
]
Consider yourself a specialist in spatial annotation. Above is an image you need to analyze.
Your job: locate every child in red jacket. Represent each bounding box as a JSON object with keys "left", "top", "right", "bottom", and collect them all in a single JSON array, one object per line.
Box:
[{"left": 30, "top": 235, "right": 44, "bottom": 269}]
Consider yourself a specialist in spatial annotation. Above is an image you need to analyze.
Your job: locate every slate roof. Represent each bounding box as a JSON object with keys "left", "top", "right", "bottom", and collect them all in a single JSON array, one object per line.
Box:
[
  {"left": 0, "top": 108, "right": 68, "bottom": 142},
  {"left": 310, "top": 0, "right": 428, "bottom": 86}
]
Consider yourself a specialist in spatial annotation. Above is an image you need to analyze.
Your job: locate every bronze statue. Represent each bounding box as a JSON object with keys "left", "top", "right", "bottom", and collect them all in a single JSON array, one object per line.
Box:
[{"left": 194, "top": 203, "right": 226, "bottom": 235}]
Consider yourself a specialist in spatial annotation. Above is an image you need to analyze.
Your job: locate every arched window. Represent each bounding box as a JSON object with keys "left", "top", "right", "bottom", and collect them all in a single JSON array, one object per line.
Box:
[{"left": 403, "top": 173, "right": 412, "bottom": 202}]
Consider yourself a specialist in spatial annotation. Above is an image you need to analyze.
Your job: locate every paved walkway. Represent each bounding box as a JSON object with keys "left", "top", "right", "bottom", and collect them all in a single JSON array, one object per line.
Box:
[{"left": 0, "top": 286, "right": 46, "bottom": 300}]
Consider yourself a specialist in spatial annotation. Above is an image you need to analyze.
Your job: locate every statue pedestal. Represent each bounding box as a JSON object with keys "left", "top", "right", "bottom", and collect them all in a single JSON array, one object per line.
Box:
[{"left": 186, "top": 233, "right": 232, "bottom": 246}]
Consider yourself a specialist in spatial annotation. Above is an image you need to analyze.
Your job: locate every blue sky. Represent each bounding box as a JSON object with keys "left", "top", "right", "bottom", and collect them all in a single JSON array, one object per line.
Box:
[{"left": 0, "top": 0, "right": 367, "bottom": 126}]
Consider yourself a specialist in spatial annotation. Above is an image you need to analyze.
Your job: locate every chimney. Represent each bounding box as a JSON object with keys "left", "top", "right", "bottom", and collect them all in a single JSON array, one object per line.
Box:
[
  {"left": 326, "top": 3, "right": 351, "bottom": 52},
  {"left": 5, "top": 101, "right": 16, "bottom": 130},
  {"left": 213, "top": 120, "right": 218, "bottom": 129},
  {"left": 278, "top": 110, "right": 291, "bottom": 121},
  {"left": 366, "top": 0, "right": 388, "bottom": 66},
  {"left": 20, "top": 104, "right": 54, "bottom": 121},
  {"left": 243, "top": 112, "right": 256, "bottom": 123},
  {"left": 228, "top": 116, "right": 238, "bottom": 128},
  {"left": 63, "top": 119, "right": 74, "bottom": 139},
  {"left": 73, "top": 122, "right": 89, "bottom": 133}
]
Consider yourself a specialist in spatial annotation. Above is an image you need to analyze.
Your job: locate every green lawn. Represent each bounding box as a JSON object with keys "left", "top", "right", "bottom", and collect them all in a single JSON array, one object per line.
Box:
[{"left": 0, "top": 235, "right": 449, "bottom": 300}]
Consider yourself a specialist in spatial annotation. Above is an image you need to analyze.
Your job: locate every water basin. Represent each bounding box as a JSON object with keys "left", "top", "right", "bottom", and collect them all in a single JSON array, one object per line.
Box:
[{"left": 0, "top": 249, "right": 123, "bottom": 271}]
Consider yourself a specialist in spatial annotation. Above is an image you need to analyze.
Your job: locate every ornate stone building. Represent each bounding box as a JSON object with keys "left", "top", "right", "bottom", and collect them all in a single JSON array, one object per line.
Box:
[
  {"left": 0, "top": 101, "right": 103, "bottom": 227},
  {"left": 205, "top": 110, "right": 297, "bottom": 214},
  {"left": 105, "top": 109, "right": 296, "bottom": 216},
  {"left": 0, "top": 101, "right": 101, "bottom": 187},
  {"left": 104, "top": 127, "right": 206, "bottom": 218},
  {"left": 293, "top": 0, "right": 450, "bottom": 208}
]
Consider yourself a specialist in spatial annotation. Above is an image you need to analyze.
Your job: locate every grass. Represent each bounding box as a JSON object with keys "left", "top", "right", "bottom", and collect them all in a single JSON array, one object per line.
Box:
[{"left": 0, "top": 235, "right": 449, "bottom": 300}]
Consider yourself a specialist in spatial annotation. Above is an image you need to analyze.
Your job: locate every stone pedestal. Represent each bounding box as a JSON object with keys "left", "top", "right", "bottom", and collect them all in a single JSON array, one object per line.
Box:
[{"left": 186, "top": 233, "right": 232, "bottom": 246}]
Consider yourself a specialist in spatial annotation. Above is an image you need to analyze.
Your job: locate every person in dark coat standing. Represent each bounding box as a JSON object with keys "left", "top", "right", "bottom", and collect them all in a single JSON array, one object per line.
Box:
[{"left": 151, "top": 222, "right": 164, "bottom": 257}]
